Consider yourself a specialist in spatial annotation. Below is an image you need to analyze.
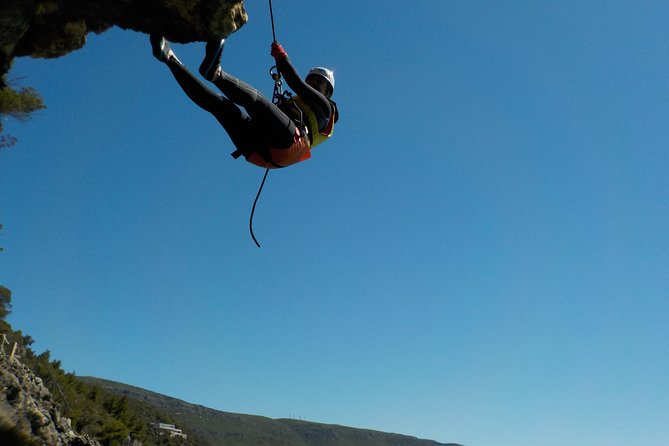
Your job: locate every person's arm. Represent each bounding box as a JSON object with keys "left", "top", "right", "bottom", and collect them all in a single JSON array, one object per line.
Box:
[{"left": 272, "top": 42, "right": 333, "bottom": 131}]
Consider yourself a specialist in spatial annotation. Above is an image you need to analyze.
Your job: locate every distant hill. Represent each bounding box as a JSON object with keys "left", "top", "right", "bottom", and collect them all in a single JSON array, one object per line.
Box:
[{"left": 79, "top": 377, "right": 461, "bottom": 446}]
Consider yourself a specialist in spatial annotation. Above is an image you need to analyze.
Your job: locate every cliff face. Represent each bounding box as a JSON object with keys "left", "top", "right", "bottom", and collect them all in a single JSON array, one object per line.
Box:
[
  {"left": 0, "top": 0, "right": 247, "bottom": 86},
  {"left": 0, "top": 355, "right": 99, "bottom": 446}
]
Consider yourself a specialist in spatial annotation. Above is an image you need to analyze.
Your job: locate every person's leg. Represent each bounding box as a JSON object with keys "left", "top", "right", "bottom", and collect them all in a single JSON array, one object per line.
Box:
[
  {"left": 195, "top": 39, "right": 297, "bottom": 150},
  {"left": 150, "top": 35, "right": 261, "bottom": 156},
  {"left": 165, "top": 60, "right": 266, "bottom": 155},
  {"left": 151, "top": 36, "right": 224, "bottom": 114},
  {"left": 211, "top": 70, "right": 296, "bottom": 149},
  {"left": 164, "top": 59, "right": 227, "bottom": 115}
]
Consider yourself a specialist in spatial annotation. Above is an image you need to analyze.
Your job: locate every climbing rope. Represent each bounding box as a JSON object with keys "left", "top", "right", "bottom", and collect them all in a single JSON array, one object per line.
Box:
[
  {"left": 246, "top": 0, "right": 280, "bottom": 248},
  {"left": 249, "top": 168, "right": 269, "bottom": 248},
  {"left": 269, "top": 0, "right": 278, "bottom": 42}
]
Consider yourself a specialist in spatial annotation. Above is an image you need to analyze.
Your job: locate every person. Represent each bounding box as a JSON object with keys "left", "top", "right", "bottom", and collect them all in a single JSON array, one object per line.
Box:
[{"left": 149, "top": 35, "right": 338, "bottom": 169}]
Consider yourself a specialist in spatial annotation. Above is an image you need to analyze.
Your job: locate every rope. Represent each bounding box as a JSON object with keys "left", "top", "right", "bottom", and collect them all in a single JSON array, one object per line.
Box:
[
  {"left": 246, "top": 0, "right": 277, "bottom": 247},
  {"left": 269, "top": 0, "right": 277, "bottom": 42},
  {"left": 249, "top": 168, "right": 270, "bottom": 247}
]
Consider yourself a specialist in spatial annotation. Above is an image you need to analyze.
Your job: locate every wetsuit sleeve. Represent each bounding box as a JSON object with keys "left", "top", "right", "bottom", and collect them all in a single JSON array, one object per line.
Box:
[{"left": 276, "top": 57, "right": 333, "bottom": 132}]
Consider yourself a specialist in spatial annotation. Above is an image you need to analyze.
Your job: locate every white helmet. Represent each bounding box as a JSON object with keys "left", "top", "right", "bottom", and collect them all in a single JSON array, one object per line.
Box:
[{"left": 307, "top": 67, "right": 335, "bottom": 92}]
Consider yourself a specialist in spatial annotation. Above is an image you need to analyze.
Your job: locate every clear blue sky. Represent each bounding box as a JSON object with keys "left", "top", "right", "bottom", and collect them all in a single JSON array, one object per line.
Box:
[{"left": 2, "top": 1, "right": 669, "bottom": 445}]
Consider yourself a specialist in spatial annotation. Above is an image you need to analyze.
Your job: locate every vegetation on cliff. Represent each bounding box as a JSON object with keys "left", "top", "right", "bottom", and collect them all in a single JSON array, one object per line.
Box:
[
  {"left": 0, "top": 0, "right": 247, "bottom": 145},
  {"left": 0, "top": 286, "right": 203, "bottom": 446},
  {"left": 0, "top": 82, "right": 45, "bottom": 147}
]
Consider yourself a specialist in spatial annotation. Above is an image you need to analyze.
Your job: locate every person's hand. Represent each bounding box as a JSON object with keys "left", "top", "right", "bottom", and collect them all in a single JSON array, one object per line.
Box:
[{"left": 271, "top": 42, "right": 287, "bottom": 60}]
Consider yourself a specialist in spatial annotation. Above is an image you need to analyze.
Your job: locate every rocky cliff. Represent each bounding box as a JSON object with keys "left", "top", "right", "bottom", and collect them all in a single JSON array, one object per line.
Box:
[
  {"left": 0, "top": 355, "right": 99, "bottom": 446},
  {"left": 0, "top": 0, "right": 247, "bottom": 87}
]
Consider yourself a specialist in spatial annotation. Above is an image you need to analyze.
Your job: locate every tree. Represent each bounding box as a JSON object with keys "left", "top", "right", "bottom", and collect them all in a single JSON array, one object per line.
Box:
[
  {"left": 0, "top": 285, "right": 10, "bottom": 321},
  {"left": 0, "top": 85, "right": 45, "bottom": 122},
  {"left": 0, "top": 81, "right": 46, "bottom": 148},
  {"left": 0, "top": 226, "right": 9, "bottom": 322},
  {"left": 100, "top": 418, "right": 131, "bottom": 446}
]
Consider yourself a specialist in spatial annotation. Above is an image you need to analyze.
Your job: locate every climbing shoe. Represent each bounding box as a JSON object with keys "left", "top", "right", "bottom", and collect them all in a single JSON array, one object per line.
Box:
[
  {"left": 150, "top": 35, "right": 174, "bottom": 62},
  {"left": 199, "top": 39, "right": 225, "bottom": 81}
]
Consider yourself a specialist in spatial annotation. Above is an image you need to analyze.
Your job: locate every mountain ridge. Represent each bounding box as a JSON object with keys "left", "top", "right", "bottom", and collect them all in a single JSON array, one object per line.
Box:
[{"left": 79, "top": 376, "right": 461, "bottom": 446}]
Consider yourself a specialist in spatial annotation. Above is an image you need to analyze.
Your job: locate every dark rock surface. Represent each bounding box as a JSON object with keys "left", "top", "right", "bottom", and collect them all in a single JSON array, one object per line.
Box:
[{"left": 0, "top": 0, "right": 247, "bottom": 86}]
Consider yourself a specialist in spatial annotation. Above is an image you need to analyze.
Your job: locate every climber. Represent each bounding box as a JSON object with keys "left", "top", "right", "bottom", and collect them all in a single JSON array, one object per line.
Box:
[{"left": 149, "top": 36, "right": 338, "bottom": 169}]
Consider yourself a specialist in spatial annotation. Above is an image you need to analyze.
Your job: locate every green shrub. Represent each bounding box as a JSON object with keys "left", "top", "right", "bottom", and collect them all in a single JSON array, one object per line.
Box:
[{"left": 0, "top": 86, "right": 46, "bottom": 122}]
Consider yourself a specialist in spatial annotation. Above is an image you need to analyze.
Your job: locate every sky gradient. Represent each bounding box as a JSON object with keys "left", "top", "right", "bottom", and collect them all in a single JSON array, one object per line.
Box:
[{"left": 2, "top": 1, "right": 669, "bottom": 445}]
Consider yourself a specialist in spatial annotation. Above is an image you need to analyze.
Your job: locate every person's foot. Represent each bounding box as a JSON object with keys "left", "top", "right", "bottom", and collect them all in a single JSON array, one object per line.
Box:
[
  {"left": 150, "top": 35, "right": 174, "bottom": 62},
  {"left": 199, "top": 39, "right": 226, "bottom": 81}
]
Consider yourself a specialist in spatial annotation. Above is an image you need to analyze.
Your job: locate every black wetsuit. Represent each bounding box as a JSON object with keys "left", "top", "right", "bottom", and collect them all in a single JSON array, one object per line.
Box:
[{"left": 165, "top": 55, "right": 333, "bottom": 164}]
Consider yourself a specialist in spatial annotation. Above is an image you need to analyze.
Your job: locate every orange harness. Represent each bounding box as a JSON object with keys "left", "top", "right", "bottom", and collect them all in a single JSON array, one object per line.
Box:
[{"left": 245, "top": 127, "right": 311, "bottom": 169}]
